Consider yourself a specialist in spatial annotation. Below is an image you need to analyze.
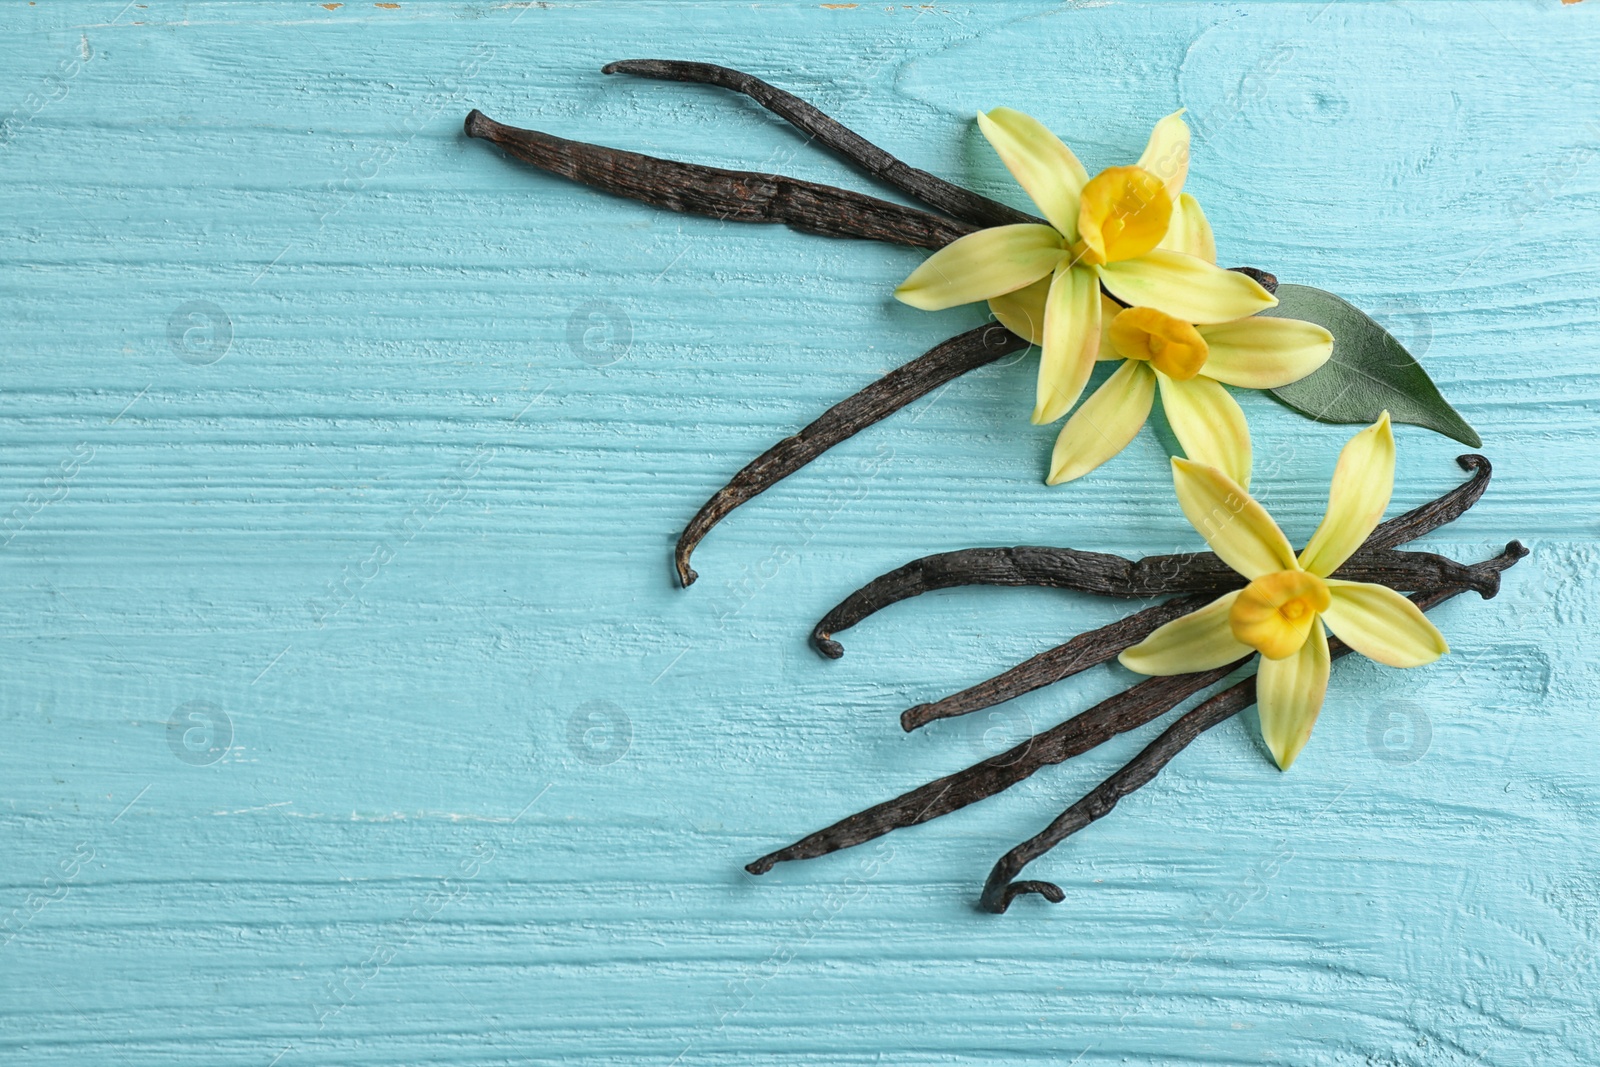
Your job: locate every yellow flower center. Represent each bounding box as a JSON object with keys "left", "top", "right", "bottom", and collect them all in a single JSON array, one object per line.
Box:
[
  {"left": 1076, "top": 165, "right": 1172, "bottom": 265},
  {"left": 1229, "top": 569, "right": 1331, "bottom": 660},
  {"left": 1107, "top": 307, "right": 1209, "bottom": 380}
]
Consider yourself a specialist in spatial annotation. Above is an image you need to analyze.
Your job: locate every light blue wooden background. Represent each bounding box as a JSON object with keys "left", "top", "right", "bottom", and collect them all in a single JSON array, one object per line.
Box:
[{"left": 2, "top": 2, "right": 1596, "bottom": 1063}]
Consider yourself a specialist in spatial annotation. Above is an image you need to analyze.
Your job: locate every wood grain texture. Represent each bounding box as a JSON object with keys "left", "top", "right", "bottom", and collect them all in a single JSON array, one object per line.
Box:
[{"left": 0, "top": 2, "right": 1596, "bottom": 1065}]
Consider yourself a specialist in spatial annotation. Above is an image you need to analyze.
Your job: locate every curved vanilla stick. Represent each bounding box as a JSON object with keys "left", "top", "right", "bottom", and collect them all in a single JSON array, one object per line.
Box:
[
  {"left": 464, "top": 109, "right": 973, "bottom": 250},
  {"left": 601, "top": 59, "right": 1039, "bottom": 230},
  {"left": 814, "top": 546, "right": 1487, "bottom": 661},
  {"left": 814, "top": 454, "right": 1493, "bottom": 657},
  {"left": 674, "top": 324, "right": 1027, "bottom": 586}
]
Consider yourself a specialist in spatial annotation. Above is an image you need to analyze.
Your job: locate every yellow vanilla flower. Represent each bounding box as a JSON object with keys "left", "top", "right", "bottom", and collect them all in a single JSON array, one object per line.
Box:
[
  {"left": 895, "top": 108, "right": 1277, "bottom": 425},
  {"left": 1050, "top": 302, "right": 1333, "bottom": 489},
  {"left": 1118, "top": 413, "right": 1450, "bottom": 770}
]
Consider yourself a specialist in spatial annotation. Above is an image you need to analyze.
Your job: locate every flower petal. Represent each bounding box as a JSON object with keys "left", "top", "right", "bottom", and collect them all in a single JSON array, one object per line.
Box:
[
  {"left": 1256, "top": 620, "right": 1330, "bottom": 770},
  {"left": 1033, "top": 263, "right": 1101, "bottom": 424},
  {"left": 894, "top": 224, "right": 1064, "bottom": 312},
  {"left": 1096, "top": 294, "right": 1121, "bottom": 360},
  {"left": 1137, "top": 110, "right": 1190, "bottom": 200},
  {"left": 1197, "top": 317, "right": 1334, "bottom": 389},
  {"left": 1118, "top": 591, "right": 1252, "bottom": 676},
  {"left": 1098, "top": 251, "right": 1277, "bottom": 324},
  {"left": 976, "top": 108, "right": 1089, "bottom": 237},
  {"left": 1171, "top": 457, "right": 1297, "bottom": 580},
  {"left": 1048, "top": 360, "right": 1155, "bottom": 485},
  {"left": 988, "top": 276, "right": 1050, "bottom": 345},
  {"left": 1157, "top": 372, "right": 1252, "bottom": 489},
  {"left": 1322, "top": 580, "right": 1449, "bottom": 668},
  {"left": 1157, "top": 193, "right": 1215, "bottom": 263},
  {"left": 1298, "top": 412, "right": 1396, "bottom": 577}
]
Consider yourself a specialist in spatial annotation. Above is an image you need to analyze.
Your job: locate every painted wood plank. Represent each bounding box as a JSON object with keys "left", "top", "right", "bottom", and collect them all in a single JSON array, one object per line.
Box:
[{"left": 1, "top": 2, "right": 1597, "bottom": 1065}]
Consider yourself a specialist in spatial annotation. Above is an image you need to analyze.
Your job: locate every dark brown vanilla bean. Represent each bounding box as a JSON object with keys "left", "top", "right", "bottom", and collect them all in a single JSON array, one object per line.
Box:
[
  {"left": 816, "top": 454, "right": 1493, "bottom": 656},
  {"left": 1365, "top": 453, "right": 1492, "bottom": 549},
  {"left": 464, "top": 109, "right": 974, "bottom": 250},
  {"left": 744, "top": 657, "right": 1247, "bottom": 876},
  {"left": 979, "top": 540, "right": 1529, "bottom": 913},
  {"left": 674, "top": 324, "right": 1028, "bottom": 586},
  {"left": 815, "top": 454, "right": 1494, "bottom": 658},
  {"left": 901, "top": 596, "right": 1208, "bottom": 731},
  {"left": 810, "top": 549, "right": 1213, "bottom": 658},
  {"left": 601, "top": 60, "right": 1039, "bottom": 230},
  {"left": 812, "top": 545, "right": 1489, "bottom": 659}
]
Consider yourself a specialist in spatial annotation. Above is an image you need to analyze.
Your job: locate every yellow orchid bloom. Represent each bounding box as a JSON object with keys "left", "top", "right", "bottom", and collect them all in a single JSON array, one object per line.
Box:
[
  {"left": 1049, "top": 298, "right": 1334, "bottom": 488},
  {"left": 1118, "top": 413, "right": 1450, "bottom": 770},
  {"left": 995, "top": 196, "right": 1334, "bottom": 488},
  {"left": 894, "top": 108, "right": 1277, "bottom": 425}
]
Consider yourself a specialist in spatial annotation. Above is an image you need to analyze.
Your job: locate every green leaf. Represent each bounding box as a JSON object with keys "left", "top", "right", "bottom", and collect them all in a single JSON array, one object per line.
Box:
[{"left": 1260, "top": 284, "right": 1481, "bottom": 448}]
